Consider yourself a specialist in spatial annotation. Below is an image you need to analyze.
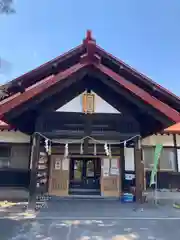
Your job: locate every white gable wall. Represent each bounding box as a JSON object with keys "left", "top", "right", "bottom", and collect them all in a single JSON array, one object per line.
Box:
[{"left": 56, "top": 92, "right": 119, "bottom": 113}]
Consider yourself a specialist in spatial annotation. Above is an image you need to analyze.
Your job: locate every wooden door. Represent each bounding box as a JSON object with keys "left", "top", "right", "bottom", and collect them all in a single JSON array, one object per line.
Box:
[{"left": 48, "top": 155, "right": 69, "bottom": 197}]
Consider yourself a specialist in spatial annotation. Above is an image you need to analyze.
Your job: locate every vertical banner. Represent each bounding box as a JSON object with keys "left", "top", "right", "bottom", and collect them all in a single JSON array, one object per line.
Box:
[{"left": 150, "top": 144, "right": 163, "bottom": 186}]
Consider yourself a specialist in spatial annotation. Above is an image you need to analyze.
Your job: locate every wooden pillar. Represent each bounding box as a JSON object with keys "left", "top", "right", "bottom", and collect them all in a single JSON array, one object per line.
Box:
[
  {"left": 134, "top": 137, "right": 144, "bottom": 203},
  {"left": 120, "top": 147, "right": 125, "bottom": 192},
  {"left": 28, "top": 133, "right": 40, "bottom": 209},
  {"left": 173, "top": 134, "right": 178, "bottom": 171},
  {"left": 28, "top": 135, "right": 33, "bottom": 169}
]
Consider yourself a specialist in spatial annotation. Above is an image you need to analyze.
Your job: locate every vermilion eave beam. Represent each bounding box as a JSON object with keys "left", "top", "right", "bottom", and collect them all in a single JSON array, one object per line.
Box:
[
  {"left": 0, "top": 62, "right": 88, "bottom": 118},
  {"left": 0, "top": 62, "right": 180, "bottom": 123},
  {"left": 4, "top": 44, "right": 84, "bottom": 90},
  {"left": 96, "top": 45, "right": 180, "bottom": 102},
  {"left": 94, "top": 63, "right": 180, "bottom": 123}
]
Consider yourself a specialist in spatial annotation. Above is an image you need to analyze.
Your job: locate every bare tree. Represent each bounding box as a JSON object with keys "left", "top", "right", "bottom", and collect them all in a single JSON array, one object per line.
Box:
[
  {"left": 0, "top": 0, "right": 15, "bottom": 14},
  {"left": 0, "top": 0, "right": 14, "bottom": 87}
]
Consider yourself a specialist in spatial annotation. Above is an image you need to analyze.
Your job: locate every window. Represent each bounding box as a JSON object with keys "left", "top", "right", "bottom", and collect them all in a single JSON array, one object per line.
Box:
[
  {"left": 143, "top": 147, "right": 176, "bottom": 171},
  {"left": 0, "top": 145, "right": 11, "bottom": 168},
  {"left": 159, "top": 148, "right": 176, "bottom": 171},
  {"left": 143, "top": 147, "right": 154, "bottom": 169}
]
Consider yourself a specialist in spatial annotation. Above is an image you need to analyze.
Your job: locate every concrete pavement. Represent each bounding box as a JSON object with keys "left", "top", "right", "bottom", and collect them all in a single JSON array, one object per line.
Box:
[
  {"left": 1, "top": 218, "right": 180, "bottom": 240},
  {"left": 0, "top": 200, "right": 180, "bottom": 239}
]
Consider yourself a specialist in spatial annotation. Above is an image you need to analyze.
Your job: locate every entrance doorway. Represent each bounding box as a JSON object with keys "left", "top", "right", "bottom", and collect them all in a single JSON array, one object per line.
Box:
[{"left": 69, "top": 158, "right": 101, "bottom": 195}]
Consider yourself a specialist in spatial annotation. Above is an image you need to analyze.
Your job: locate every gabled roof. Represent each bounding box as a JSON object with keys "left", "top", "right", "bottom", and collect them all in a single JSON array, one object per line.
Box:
[
  {"left": 164, "top": 122, "right": 180, "bottom": 133},
  {"left": 1, "top": 30, "right": 180, "bottom": 112},
  {"left": 0, "top": 120, "right": 11, "bottom": 130},
  {"left": 0, "top": 30, "right": 180, "bottom": 136}
]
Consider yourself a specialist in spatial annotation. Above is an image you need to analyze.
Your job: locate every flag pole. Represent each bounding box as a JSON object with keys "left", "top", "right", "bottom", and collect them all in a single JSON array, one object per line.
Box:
[
  {"left": 150, "top": 144, "right": 163, "bottom": 205},
  {"left": 154, "top": 169, "right": 158, "bottom": 205}
]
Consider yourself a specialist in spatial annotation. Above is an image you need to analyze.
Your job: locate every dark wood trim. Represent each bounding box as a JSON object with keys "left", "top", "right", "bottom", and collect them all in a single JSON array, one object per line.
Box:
[
  {"left": 0, "top": 168, "right": 30, "bottom": 188},
  {"left": 0, "top": 142, "right": 30, "bottom": 146}
]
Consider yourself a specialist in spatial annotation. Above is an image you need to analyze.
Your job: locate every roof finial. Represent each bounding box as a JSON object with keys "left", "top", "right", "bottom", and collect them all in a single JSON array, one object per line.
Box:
[
  {"left": 83, "top": 30, "right": 96, "bottom": 45},
  {"left": 81, "top": 29, "right": 100, "bottom": 64},
  {"left": 86, "top": 30, "right": 92, "bottom": 41}
]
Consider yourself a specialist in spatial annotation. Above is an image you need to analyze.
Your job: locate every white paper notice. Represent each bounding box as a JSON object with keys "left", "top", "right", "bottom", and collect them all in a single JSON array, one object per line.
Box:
[
  {"left": 103, "top": 167, "right": 109, "bottom": 177},
  {"left": 103, "top": 158, "right": 110, "bottom": 169},
  {"left": 111, "top": 159, "right": 118, "bottom": 168},
  {"left": 55, "top": 160, "right": 61, "bottom": 170},
  {"left": 62, "top": 158, "right": 69, "bottom": 170},
  {"left": 110, "top": 168, "right": 119, "bottom": 175},
  {"left": 125, "top": 173, "right": 135, "bottom": 180}
]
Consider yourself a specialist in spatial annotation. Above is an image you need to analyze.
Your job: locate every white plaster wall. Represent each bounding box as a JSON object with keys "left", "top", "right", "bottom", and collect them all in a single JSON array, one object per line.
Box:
[
  {"left": 176, "top": 134, "right": 180, "bottom": 172},
  {"left": 0, "top": 131, "right": 30, "bottom": 143},
  {"left": 56, "top": 92, "right": 119, "bottom": 113},
  {"left": 142, "top": 134, "right": 174, "bottom": 146},
  {"left": 177, "top": 149, "right": 180, "bottom": 172},
  {"left": 175, "top": 134, "right": 180, "bottom": 147}
]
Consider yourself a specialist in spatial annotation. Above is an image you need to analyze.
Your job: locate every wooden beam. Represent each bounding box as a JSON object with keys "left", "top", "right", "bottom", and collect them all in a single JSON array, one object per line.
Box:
[{"left": 28, "top": 133, "right": 40, "bottom": 209}]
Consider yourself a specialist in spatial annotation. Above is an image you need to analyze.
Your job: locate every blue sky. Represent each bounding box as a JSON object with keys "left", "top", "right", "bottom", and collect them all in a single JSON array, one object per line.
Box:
[{"left": 0, "top": 0, "right": 180, "bottom": 95}]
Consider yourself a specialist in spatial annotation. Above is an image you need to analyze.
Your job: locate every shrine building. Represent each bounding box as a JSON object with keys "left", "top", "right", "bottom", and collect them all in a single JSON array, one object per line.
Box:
[{"left": 0, "top": 31, "right": 180, "bottom": 202}]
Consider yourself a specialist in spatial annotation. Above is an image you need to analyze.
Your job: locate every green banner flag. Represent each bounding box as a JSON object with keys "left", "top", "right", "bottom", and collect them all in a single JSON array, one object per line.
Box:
[{"left": 150, "top": 144, "right": 163, "bottom": 187}]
